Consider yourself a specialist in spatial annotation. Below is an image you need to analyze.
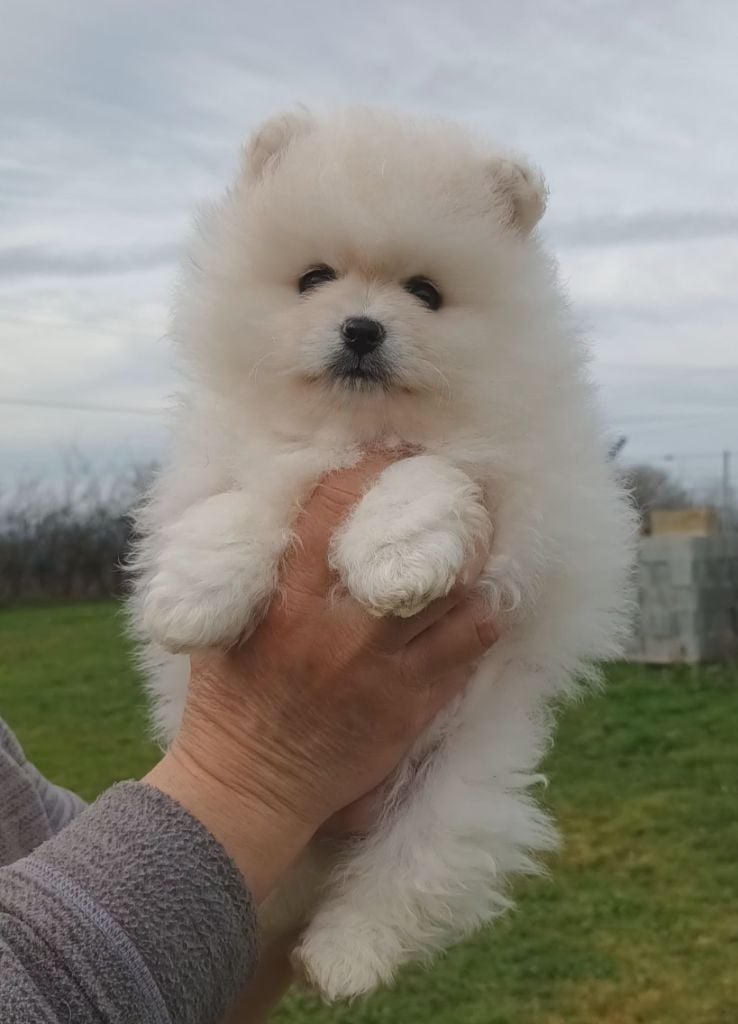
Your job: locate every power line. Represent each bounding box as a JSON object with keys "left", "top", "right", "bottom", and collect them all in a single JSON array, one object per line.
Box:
[
  {"left": 2, "top": 394, "right": 735, "bottom": 427},
  {"left": 613, "top": 410, "right": 738, "bottom": 424},
  {"left": 647, "top": 451, "right": 738, "bottom": 462},
  {"left": 0, "top": 396, "right": 163, "bottom": 416}
]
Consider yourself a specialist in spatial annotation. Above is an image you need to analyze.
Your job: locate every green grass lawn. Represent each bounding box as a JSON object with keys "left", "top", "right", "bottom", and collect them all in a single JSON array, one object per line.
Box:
[{"left": 1, "top": 602, "right": 737, "bottom": 1023}]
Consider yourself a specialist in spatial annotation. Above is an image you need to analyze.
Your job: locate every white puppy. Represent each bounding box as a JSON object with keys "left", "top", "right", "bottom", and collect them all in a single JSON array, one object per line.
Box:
[{"left": 130, "top": 108, "right": 636, "bottom": 1001}]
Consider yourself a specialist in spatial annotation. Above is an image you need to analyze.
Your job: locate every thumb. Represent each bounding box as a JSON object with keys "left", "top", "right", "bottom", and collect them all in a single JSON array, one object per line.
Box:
[{"left": 287, "top": 451, "right": 399, "bottom": 594}]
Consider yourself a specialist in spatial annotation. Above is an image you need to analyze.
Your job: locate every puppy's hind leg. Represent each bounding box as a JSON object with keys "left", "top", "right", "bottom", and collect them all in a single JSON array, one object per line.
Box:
[{"left": 294, "top": 665, "right": 558, "bottom": 1002}]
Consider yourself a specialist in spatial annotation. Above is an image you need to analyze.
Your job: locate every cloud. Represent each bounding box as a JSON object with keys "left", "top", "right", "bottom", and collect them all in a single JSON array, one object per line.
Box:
[
  {"left": 1, "top": 0, "right": 737, "bottom": 486},
  {"left": 552, "top": 210, "right": 738, "bottom": 248},
  {"left": 595, "top": 364, "right": 738, "bottom": 481},
  {"left": 0, "top": 243, "right": 179, "bottom": 279}
]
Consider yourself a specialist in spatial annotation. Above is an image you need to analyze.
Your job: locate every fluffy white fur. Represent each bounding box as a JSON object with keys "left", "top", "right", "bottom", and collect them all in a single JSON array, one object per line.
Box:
[{"left": 130, "top": 108, "right": 636, "bottom": 1001}]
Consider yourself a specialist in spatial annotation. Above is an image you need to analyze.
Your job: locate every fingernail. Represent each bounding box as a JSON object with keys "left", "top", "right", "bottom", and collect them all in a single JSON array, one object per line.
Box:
[{"left": 477, "top": 618, "right": 498, "bottom": 648}]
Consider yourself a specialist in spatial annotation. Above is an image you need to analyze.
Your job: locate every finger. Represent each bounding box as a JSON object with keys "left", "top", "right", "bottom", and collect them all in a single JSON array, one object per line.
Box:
[
  {"left": 402, "top": 595, "right": 498, "bottom": 681},
  {"left": 420, "top": 665, "right": 475, "bottom": 726},
  {"left": 320, "top": 786, "right": 385, "bottom": 836},
  {"left": 283, "top": 451, "right": 399, "bottom": 597}
]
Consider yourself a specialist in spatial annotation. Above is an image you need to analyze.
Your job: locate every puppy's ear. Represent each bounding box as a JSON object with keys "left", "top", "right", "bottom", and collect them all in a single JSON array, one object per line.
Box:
[
  {"left": 244, "top": 110, "right": 314, "bottom": 180},
  {"left": 485, "top": 156, "right": 548, "bottom": 235}
]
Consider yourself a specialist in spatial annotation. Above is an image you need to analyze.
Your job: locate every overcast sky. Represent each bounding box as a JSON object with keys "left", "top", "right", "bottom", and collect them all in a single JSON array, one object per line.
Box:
[{"left": 2, "top": 0, "right": 737, "bottom": 491}]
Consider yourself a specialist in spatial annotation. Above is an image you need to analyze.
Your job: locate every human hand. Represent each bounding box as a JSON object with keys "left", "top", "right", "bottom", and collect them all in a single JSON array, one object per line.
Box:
[{"left": 146, "top": 453, "right": 496, "bottom": 900}]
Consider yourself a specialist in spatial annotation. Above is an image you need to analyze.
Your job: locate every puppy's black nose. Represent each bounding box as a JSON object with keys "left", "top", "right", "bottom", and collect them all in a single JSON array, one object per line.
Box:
[{"left": 340, "top": 317, "right": 386, "bottom": 356}]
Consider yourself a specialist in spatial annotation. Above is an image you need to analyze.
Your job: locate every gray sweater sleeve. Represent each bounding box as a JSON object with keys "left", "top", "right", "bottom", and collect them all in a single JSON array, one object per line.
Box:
[{"left": 0, "top": 781, "right": 259, "bottom": 1024}]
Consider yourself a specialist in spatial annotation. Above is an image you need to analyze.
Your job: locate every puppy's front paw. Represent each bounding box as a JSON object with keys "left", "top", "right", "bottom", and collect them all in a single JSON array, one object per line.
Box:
[
  {"left": 138, "top": 493, "right": 283, "bottom": 652},
  {"left": 141, "top": 572, "right": 254, "bottom": 652},
  {"left": 338, "top": 533, "right": 465, "bottom": 618},
  {"left": 293, "top": 913, "right": 401, "bottom": 1002},
  {"left": 330, "top": 456, "right": 490, "bottom": 619}
]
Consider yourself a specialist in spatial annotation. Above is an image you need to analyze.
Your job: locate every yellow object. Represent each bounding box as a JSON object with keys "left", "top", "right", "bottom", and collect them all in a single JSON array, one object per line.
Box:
[{"left": 650, "top": 507, "right": 719, "bottom": 536}]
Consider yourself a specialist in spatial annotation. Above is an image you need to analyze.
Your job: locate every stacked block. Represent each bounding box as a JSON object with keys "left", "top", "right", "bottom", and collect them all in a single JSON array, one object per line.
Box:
[{"left": 626, "top": 535, "right": 738, "bottom": 664}]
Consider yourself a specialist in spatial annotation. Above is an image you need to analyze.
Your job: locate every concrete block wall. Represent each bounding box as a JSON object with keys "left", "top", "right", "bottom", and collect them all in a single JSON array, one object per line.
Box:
[{"left": 626, "top": 534, "right": 738, "bottom": 664}]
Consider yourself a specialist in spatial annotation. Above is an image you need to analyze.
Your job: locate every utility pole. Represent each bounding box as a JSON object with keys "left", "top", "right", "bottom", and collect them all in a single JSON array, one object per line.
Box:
[{"left": 722, "top": 450, "right": 732, "bottom": 531}]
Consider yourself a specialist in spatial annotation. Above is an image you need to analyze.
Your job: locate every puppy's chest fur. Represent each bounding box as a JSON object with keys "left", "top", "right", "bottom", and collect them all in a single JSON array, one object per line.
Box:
[{"left": 221, "top": 415, "right": 502, "bottom": 513}]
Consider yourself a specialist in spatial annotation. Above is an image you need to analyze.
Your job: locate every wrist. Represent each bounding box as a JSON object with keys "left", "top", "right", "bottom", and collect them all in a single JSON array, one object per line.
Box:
[{"left": 144, "top": 746, "right": 315, "bottom": 903}]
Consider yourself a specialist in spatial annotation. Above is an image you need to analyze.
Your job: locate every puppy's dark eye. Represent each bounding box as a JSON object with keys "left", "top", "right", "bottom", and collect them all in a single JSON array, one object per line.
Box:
[
  {"left": 404, "top": 276, "right": 442, "bottom": 311},
  {"left": 298, "top": 264, "right": 337, "bottom": 293}
]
